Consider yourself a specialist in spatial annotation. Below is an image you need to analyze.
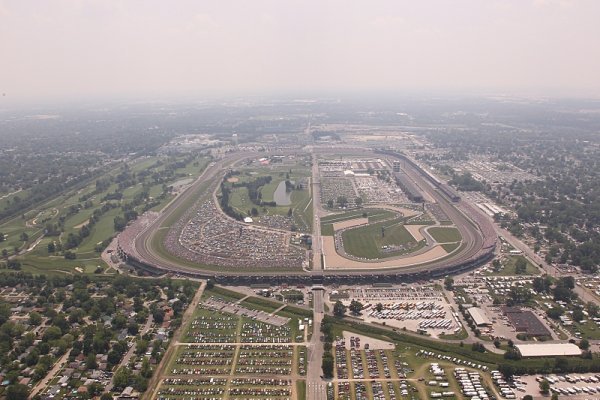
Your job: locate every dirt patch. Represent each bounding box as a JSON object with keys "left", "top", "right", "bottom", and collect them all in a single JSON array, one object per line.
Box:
[
  {"left": 332, "top": 217, "right": 368, "bottom": 231},
  {"left": 404, "top": 225, "right": 426, "bottom": 241},
  {"left": 73, "top": 221, "right": 88, "bottom": 229},
  {"left": 342, "top": 331, "right": 395, "bottom": 350},
  {"left": 227, "top": 177, "right": 239, "bottom": 183},
  {"left": 322, "top": 236, "right": 448, "bottom": 269}
]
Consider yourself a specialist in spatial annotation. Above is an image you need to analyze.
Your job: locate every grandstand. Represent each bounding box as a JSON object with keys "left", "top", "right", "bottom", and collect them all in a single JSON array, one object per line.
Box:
[{"left": 393, "top": 172, "right": 424, "bottom": 202}]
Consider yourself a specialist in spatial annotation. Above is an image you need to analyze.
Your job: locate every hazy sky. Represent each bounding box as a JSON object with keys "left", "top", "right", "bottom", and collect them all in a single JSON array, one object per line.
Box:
[{"left": 1, "top": 0, "right": 600, "bottom": 102}]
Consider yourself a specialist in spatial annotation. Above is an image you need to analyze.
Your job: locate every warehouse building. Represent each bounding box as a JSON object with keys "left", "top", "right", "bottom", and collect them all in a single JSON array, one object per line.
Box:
[
  {"left": 466, "top": 307, "right": 492, "bottom": 327},
  {"left": 502, "top": 307, "right": 552, "bottom": 338},
  {"left": 515, "top": 343, "right": 581, "bottom": 358}
]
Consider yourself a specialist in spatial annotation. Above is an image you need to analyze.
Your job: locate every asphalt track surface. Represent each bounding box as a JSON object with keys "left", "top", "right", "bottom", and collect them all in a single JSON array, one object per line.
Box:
[{"left": 131, "top": 148, "right": 494, "bottom": 278}]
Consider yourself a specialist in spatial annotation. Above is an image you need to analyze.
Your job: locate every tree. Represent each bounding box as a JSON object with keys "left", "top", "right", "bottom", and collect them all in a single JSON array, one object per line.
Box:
[
  {"left": 127, "top": 322, "right": 139, "bottom": 336},
  {"left": 141, "top": 357, "right": 152, "bottom": 378},
  {"left": 515, "top": 257, "right": 527, "bottom": 274},
  {"left": 0, "top": 232, "right": 4, "bottom": 242},
  {"left": 287, "top": 208, "right": 293, "bottom": 217},
  {"left": 355, "top": 197, "right": 363, "bottom": 207},
  {"left": 498, "top": 364, "right": 515, "bottom": 378},
  {"left": 327, "top": 199, "right": 334, "bottom": 208},
  {"left": 19, "top": 232, "right": 28, "bottom": 242},
  {"left": 322, "top": 353, "right": 334, "bottom": 378},
  {"left": 349, "top": 300, "right": 363, "bottom": 315},
  {"left": 206, "top": 279, "right": 214, "bottom": 290},
  {"left": 586, "top": 301, "right": 599, "bottom": 318},
  {"left": 508, "top": 286, "right": 532, "bottom": 305},
  {"left": 333, "top": 301, "right": 346, "bottom": 318},
  {"left": 492, "top": 259, "right": 501, "bottom": 271},
  {"left": 47, "top": 242, "right": 55, "bottom": 253},
  {"left": 86, "top": 353, "right": 97, "bottom": 370},
  {"left": 523, "top": 396, "right": 533, "bottom": 400},
  {"left": 533, "top": 275, "right": 552, "bottom": 293},
  {"left": 376, "top": 303, "right": 383, "bottom": 312},
  {"left": 572, "top": 308, "right": 584, "bottom": 322},
  {"left": 579, "top": 338, "right": 590, "bottom": 350},
  {"left": 444, "top": 276, "right": 454, "bottom": 290},
  {"left": 29, "top": 311, "right": 42, "bottom": 326},
  {"left": 64, "top": 251, "right": 76, "bottom": 260},
  {"left": 336, "top": 196, "right": 348, "bottom": 208},
  {"left": 539, "top": 379, "right": 550, "bottom": 395},
  {"left": 546, "top": 306, "right": 564, "bottom": 320},
  {"left": 113, "top": 367, "right": 131, "bottom": 390},
  {"left": 471, "top": 342, "right": 485, "bottom": 353},
  {"left": 6, "top": 384, "right": 29, "bottom": 400},
  {"left": 112, "top": 313, "right": 127, "bottom": 329}
]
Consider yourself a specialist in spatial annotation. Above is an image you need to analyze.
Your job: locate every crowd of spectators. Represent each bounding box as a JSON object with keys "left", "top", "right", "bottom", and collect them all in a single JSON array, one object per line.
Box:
[{"left": 164, "top": 200, "right": 304, "bottom": 269}]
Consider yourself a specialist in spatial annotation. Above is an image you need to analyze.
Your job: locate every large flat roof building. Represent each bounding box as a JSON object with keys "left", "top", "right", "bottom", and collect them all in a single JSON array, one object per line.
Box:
[
  {"left": 515, "top": 343, "right": 581, "bottom": 358},
  {"left": 466, "top": 307, "right": 491, "bottom": 327},
  {"left": 502, "top": 307, "right": 552, "bottom": 337}
]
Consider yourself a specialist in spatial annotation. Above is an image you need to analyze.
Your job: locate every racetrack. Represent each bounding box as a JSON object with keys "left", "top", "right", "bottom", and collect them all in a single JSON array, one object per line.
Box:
[{"left": 126, "top": 148, "right": 496, "bottom": 279}]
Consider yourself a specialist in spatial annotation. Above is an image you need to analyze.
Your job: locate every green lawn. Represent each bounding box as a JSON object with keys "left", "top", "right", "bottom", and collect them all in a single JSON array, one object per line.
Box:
[
  {"left": 485, "top": 255, "right": 540, "bottom": 276},
  {"left": 203, "top": 285, "right": 247, "bottom": 302},
  {"left": 1, "top": 154, "right": 208, "bottom": 275},
  {"left": 225, "top": 166, "right": 312, "bottom": 231},
  {"left": 296, "top": 380, "right": 306, "bottom": 400},
  {"left": 428, "top": 226, "right": 462, "bottom": 243},
  {"left": 342, "top": 218, "right": 421, "bottom": 259},
  {"left": 320, "top": 209, "right": 396, "bottom": 236},
  {"left": 441, "top": 242, "right": 461, "bottom": 253}
]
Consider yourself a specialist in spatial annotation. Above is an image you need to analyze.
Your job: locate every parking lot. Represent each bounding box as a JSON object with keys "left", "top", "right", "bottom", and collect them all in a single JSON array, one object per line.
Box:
[
  {"left": 336, "top": 286, "right": 461, "bottom": 338},
  {"left": 517, "top": 373, "right": 600, "bottom": 399},
  {"left": 156, "top": 300, "right": 305, "bottom": 400}
]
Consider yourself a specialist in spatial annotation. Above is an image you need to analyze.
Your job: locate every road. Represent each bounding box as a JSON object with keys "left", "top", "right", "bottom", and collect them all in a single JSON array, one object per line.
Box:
[
  {"left": 311, "top": 150, "right": 325, "bottom": 272},
  {"left": 29, "top": 337, "right": 80, "bottom": 398},
  {"left": 106, "top": 314, "right": 154, "bottom": 393},
  {"left": 306, "top": 288, "right": 327, "bottom": 400}
]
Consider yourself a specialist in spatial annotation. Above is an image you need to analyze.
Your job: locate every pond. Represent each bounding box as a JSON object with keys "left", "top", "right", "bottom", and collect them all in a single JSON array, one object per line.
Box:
[{"left": 273, "top": 180, "right": 293, "bottom": 206}]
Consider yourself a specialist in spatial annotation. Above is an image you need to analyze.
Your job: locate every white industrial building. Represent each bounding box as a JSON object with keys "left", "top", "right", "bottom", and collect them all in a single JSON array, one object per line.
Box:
[
  {"left": 515, "top": 343, "right": 582, "bottom": 357},
  {"left": 466, "top": 307, "right": 491, "bottom": 327}
]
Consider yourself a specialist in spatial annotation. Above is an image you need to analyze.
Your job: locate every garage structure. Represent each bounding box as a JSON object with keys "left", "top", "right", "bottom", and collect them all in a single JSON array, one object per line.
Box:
[{"left": 466, "top": 307, "right": 491, "bottom": 327}]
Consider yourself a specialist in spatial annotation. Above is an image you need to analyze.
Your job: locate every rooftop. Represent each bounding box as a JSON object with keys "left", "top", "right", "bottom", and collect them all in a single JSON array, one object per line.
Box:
[{"left": 515, "top": 343, "right": 582, "bottom": 357}]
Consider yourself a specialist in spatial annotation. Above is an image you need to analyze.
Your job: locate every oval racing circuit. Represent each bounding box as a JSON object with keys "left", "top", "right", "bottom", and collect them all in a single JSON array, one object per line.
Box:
[{"left": 122, "top": 149, "right": 497, "bottom": 284}]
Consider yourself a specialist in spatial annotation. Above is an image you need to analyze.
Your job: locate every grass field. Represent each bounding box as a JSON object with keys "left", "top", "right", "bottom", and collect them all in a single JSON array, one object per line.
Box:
[
  {"left": 225, "top": 165, "right": 313, "bottom": 232},
  {"left": 427, "top": 227, "right": 462, "bottom": 243},
  {"left": 342, "top": 218, "right": 423, "bottom": 259},
  {"left": 1, "top": 154, "right": 208, "bottom": 275},
  {"left": 296, "top": 380, "right": 306, "bottom": 400},
  {"left": 441, "top": 242, "right": 461, "bottom": 253},
  {"left": 484, "top": 255, "right": 540, "bottom": 276},
  {"left": 320, "top": 209, "right": 396, "bottom": 236}
]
